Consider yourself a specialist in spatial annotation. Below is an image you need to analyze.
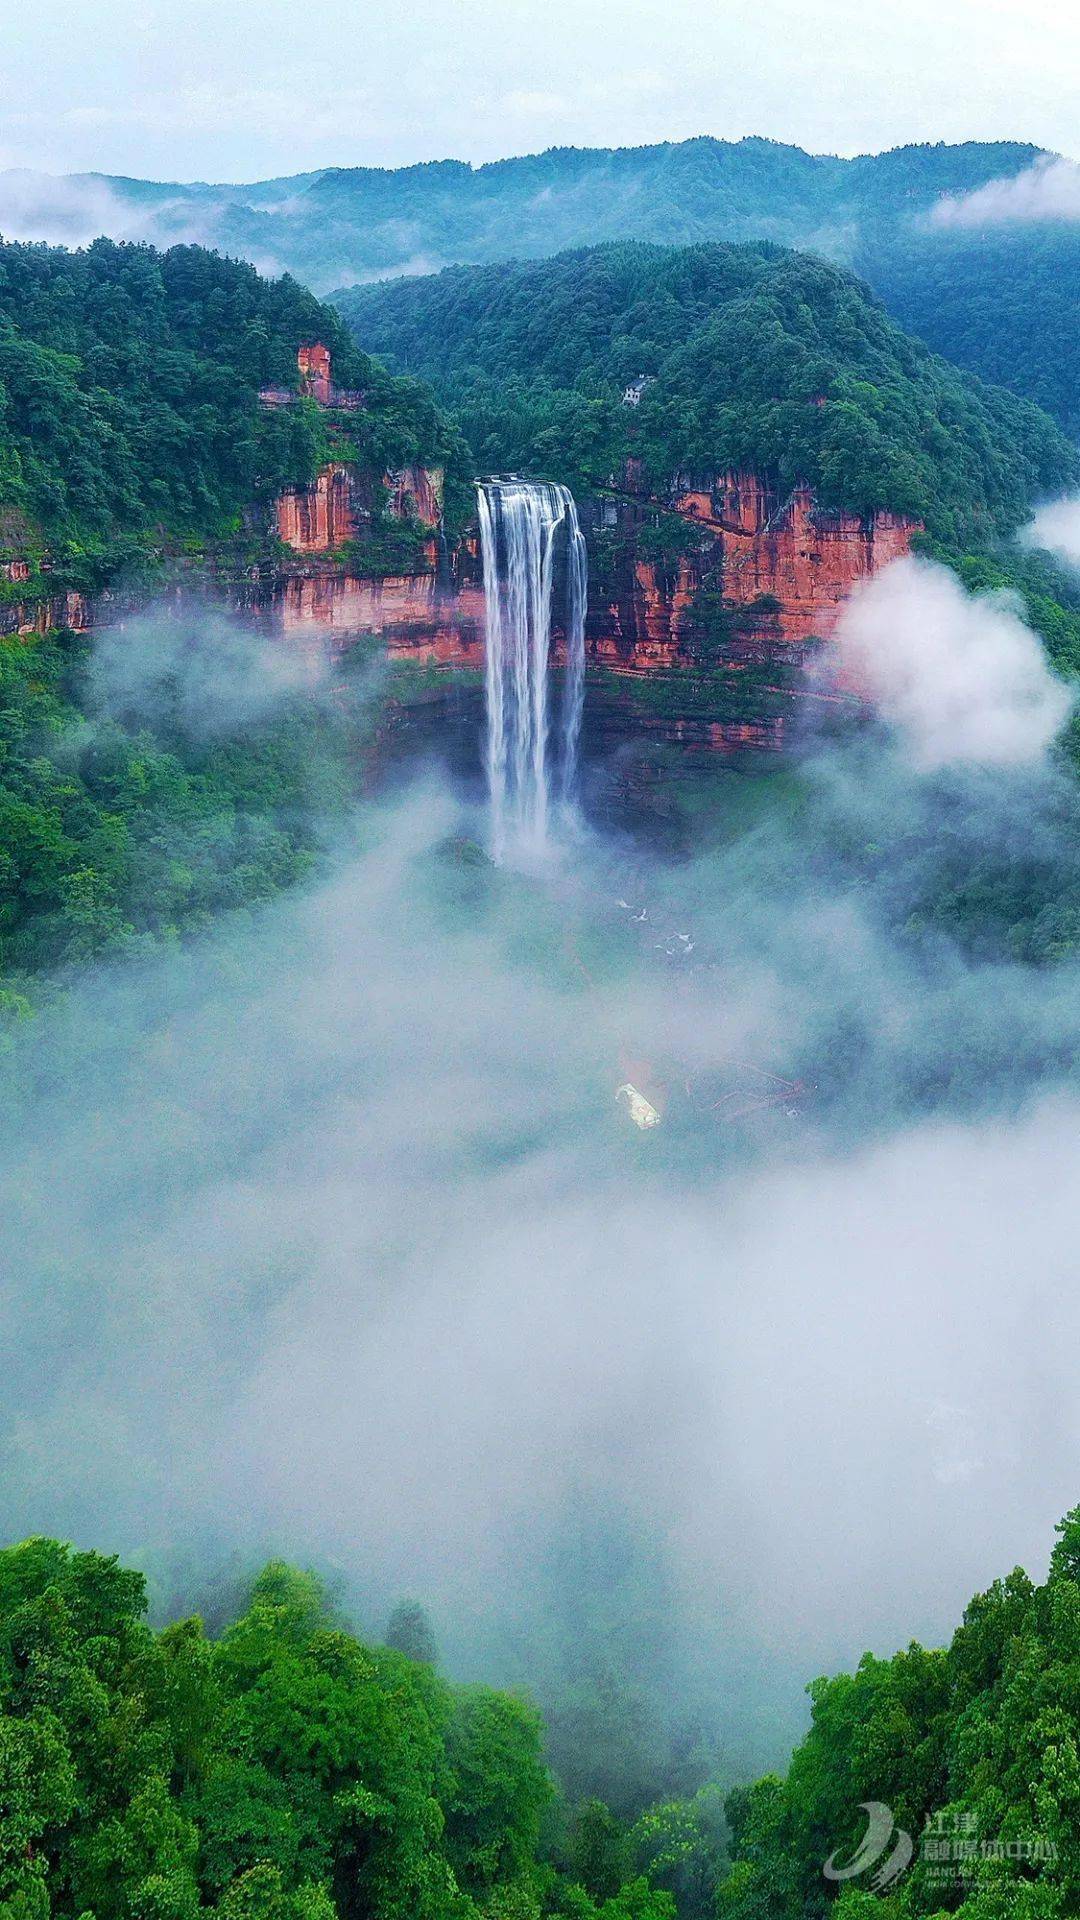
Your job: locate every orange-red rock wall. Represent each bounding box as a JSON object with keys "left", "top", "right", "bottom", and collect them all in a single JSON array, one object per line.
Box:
[
  {"left": 0, "top": 470, "right": 923, "bottom": 759},
  {"left": 275, "top": 462, "right": 445, "bottom": 556},
  {"left": 275, "top": 464, "right": 359, "bottom": 552},
  {"left": 676, "top": 472, "right": 918, "bottom": 642},
  {"left": 385, "top": 465, "right": 444, "bottom": 528},
  {"left": 595, "top": 471, "right": 921, "bottom": 667},
  {"left": 298, "top": 343, "right": 332, "bottom": 404},
  {"left": 279, "top": 571, "right": 486, "bottom": 665}
]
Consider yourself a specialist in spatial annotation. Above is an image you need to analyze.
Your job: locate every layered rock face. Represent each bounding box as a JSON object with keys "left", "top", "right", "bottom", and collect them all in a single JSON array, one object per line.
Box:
[
  {"left": 259, "top": 342, "right": 364, "bottom": 412},
  {"left": 0, "top": 434, "right": 921, "bottom": 759},
  {"left": 291, "top": 471, "right": 919, "bottom": 679},
  {"left": 385, "top": 465, "right": 444, "bottom": 529},
  {"left": 275, "top": 463, "right": 359, "bottom": 551},
  {"left": 591, "top": 471, "right": 921, "bottom": 668},
  {"left": 274, "top": 463, "right": 447, "bottom": 556},
  {"left": 297, "top": 342, "right": 332, "bottom": 404},
  {"left": 276, "top": 569, "right": 485, "bottom": 665}
]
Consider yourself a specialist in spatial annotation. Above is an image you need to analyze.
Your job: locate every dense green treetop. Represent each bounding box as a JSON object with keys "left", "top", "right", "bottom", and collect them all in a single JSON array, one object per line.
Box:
[
  {"left": 336, "top": 241, "right": 1078, "bottom": 545},
  {"left": 716, "top": 1506, "right": 1080, "bottom": 1919},
  {"left": 0, "top": 1538, "right": 675, "bottom": 1920}
]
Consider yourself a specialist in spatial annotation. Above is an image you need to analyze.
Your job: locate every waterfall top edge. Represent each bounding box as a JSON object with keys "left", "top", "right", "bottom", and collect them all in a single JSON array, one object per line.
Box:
[{"left": 476, "top": 475, "right": 577, "bottom": 490}]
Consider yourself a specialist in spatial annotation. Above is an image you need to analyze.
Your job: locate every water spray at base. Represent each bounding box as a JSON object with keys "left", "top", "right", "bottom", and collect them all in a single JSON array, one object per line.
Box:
[{"left": 476, "top": 479, "right": 587, "bottom": 859}]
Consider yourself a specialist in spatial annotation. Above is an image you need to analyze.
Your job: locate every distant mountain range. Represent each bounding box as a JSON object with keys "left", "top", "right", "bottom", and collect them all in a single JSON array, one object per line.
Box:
[
  {"left": 2, "top": 136, "right": 1078, "bottom": 432},
  {"left": 0, "top": 136, "right": 1046, "bottom": 290}
]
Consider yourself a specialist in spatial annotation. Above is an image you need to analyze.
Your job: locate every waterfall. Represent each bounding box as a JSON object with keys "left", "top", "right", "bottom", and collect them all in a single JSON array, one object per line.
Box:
[{"left": 476, "top": 479, "right": 588, "bottom": 859}]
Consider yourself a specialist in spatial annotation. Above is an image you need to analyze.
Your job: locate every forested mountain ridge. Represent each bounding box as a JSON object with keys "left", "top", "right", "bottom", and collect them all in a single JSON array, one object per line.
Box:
[
  {"left": 0, "top": 236, "right": 466, "bottom": 596},
  {"left": 303, "top": 136, "right": 1042, "bottom": 274},
  {"left": 335, "top": 240, "right": 1079, "bottom": 547},
  {"left": 11, "top": 136, "right": 1076, "bottom": 432},
  {"left": 11, "top": 136, "right": 1039, "bottom": 292}
]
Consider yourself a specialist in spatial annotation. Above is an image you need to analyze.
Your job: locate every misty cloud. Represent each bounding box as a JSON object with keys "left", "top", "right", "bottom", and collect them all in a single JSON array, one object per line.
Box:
[
  {"left": 0, "top": 170, "right": 148, "bottom": 248},
  {"left": 7, "top": 574, "right": 1080, "bottom": 1765},
  {"left": 931, "top": 154, "right": 1080, "bottom": 229},
  {"left": 87, "top": 607, "right": 332, "bottom": 738},
  {"left": 5, "top": 543, "right": 1080, "bottom": 1787},
  {"left": 0, "top": 169, "right": 238, "bottom": 256},
  {"left": 830, "top": 556, "right": 1072, "bottom": 768},
  {"left": 1022, "top": 495, "right": 1080, "bottom": 569}
]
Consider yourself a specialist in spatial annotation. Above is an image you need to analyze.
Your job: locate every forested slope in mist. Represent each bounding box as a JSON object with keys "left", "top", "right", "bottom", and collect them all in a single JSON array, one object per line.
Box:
[
  {"left": 7, "top": 1509, "right": 1080, "bottom": 1920},
  {"left": 8, "top": 136, "right": 1034, "bottom": 292},
  {"left": 336, "top": 240, "right": 1078, "bottom": 545}
]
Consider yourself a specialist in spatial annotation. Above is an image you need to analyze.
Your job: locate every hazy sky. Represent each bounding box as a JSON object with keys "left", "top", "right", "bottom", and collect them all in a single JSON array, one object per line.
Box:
[{"left": 1, "top": 0, "right": 1076, "bottom": 183}]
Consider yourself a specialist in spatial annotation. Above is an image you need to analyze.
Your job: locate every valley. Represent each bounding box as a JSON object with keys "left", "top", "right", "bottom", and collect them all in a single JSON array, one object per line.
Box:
[{"left": 1, "top": 64, "right": 1080, "bottom": 1920}]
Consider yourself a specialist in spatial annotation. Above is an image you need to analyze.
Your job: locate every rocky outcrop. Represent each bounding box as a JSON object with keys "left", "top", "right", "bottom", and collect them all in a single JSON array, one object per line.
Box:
[
  {"left": 0, "top": 590, "right": 93, "bottom": 638},
  {"left": 268, "top": 338, "right": 446, "bottom": 556},
  {"left": 260, "top": 342, "right": 364, "bottom": 412},
  {"left": 274, "top": 461, "right": 447, "bottom": 556},
  {"left": 677, "top": 471, "right": 917, "bottom": 637},
  {"left": 275, "top": 566, "right": 485, "bottom": 664},
  {"left": 385, "top": 465, "right": 444, "bottom": 528},
  {"left": 592, "top": 472, "right": 921, "bottom": 665},
  {"left": 275, "top": 463, "right": 359, "bottom": 552},
  {"left": 297, "top": 343, "right": 332, "bottom": 404}
]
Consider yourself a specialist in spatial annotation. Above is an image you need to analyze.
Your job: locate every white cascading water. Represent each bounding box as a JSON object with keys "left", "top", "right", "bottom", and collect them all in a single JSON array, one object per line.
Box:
[{"left": 476, "top": 479, "right": 588, "bottom": 859}]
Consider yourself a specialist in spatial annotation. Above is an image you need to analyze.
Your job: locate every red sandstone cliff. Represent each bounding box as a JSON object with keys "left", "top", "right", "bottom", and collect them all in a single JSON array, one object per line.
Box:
[
  {"left": 278, "top": 570, "right": 485, "bottom": 665},
  {"left": 297, "top": 343, "right": 332, "bottom": 405},
  {"left": 676, "top": 471, "right": 917, "bottom": 641},
  {"left": 384, "top": 465, "right": 444, "bottom": 529},
  {"left": 0, "top": 455, "right": 922, "bottom": 760},
  {"left": 275, "top": 463, "right": 359, "bottom": 552},
  {"left": 274, "top": 461, "right": 446, "bottom": 556},
  {"left": 592, "top": 471, "right": 921, "bottom": 670}
]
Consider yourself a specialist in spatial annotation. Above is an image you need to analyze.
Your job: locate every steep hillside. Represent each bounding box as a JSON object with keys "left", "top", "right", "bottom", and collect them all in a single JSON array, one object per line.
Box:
[
  {"left": 336, "top": 240, "right": 1078, "bottom": 545},
  {"left": 863, "top": 223, "right": 1080, "bottom": 438},
  {"left": 0, "top": 236, "right": 467, "bottom": 597}
]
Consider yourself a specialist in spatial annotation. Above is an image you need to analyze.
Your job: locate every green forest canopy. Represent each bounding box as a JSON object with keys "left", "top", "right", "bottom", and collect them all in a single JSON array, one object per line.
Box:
[
  {"left": 0, "top": 1539, "right": 683, "bottom": 1920},
  {"left": 862, "top": 223, "right": 1080, "bottom": 439},
  {"left": 6, "top": 1506, "right": 1080, "bottom": 1920},
  {"left": 335, "top": 240, "right": 1079, "bottom": 546},
  {"left": 0, "top": 237, "right": 466, "bottom": 589}
]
